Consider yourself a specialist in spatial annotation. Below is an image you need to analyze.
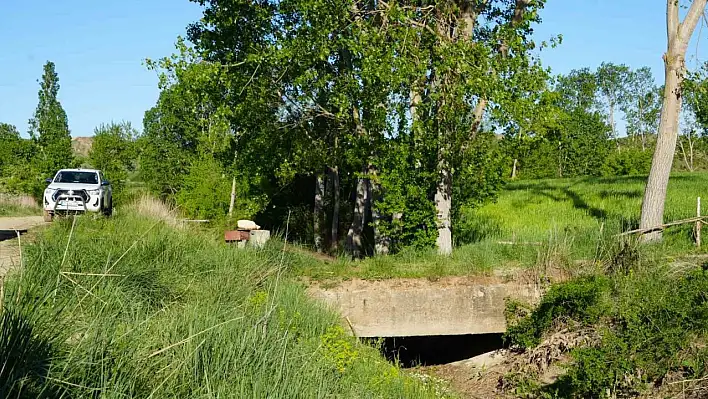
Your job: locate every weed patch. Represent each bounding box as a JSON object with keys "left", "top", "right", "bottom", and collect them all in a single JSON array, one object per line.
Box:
[{"left": 503, "top": 263, "right": 708, "bottom": 398}]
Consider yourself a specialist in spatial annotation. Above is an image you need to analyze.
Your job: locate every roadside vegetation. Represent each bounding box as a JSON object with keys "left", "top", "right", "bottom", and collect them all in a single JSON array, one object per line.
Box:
[
  {"left": 0, "top": 208, "right": 448, "bottom": 398},
  {"left": 501, "top": 247, "right": 708, "bottom": 398},
  {"left": 0, "top": 195, "right": 40, "bottom": 217}
]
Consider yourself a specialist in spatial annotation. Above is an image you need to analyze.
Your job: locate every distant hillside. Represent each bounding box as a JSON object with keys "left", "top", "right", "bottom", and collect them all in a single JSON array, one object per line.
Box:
[{"left": 72, "top": 136, "right": 93, "bottom": 157}]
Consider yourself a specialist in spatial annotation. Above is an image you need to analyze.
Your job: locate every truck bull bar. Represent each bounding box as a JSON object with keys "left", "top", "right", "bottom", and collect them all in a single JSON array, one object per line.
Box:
[{"left": 52, "top": 194, "right": 88, "bottom": 213}]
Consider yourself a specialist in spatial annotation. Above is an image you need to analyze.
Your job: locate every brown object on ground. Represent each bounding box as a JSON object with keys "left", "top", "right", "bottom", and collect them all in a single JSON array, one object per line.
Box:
[{"left": 225, "top": 230, "right": 250, "bottom": 242}]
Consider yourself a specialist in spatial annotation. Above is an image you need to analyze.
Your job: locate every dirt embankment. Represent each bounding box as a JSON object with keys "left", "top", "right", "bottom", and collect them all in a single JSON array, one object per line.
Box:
[{"left": 0, "top": 216, "right": 46, "bottom": 277}]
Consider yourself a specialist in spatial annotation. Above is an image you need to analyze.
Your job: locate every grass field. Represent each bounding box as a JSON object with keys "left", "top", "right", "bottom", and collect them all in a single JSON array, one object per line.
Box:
[
  {"left": 0, "top": 198, "right": 40, "bottom": 217},
  {"left": 0, "top": 211, "right": 448, "bottom": 397},
  {"left": 295, "top": 173, "right": 708, "bottom": 280}
]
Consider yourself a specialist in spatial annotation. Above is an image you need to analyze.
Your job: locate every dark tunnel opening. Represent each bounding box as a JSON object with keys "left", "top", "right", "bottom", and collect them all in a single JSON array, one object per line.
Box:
[
  {"left": 0, "top": 230, "right": 26, "bottom": 242},
  {"left": 363, "top": 333, "right": 505, "bottom": 368}
]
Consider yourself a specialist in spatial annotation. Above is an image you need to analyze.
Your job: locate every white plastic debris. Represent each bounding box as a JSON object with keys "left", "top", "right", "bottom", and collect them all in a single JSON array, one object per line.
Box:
[{"left": 237, "top": 220, "right": 260, "bottom": 230}]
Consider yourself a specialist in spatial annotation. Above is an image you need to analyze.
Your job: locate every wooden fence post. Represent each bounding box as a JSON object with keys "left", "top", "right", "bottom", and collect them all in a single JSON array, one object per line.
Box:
[{"left": 697, "top": 197, "right": 702, "bottom": 248}]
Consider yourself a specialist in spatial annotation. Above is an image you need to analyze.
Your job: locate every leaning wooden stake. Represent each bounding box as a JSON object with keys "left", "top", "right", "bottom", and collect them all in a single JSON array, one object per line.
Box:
[{"left": 697, "top": 197, "right": 702, "bottom": 247}]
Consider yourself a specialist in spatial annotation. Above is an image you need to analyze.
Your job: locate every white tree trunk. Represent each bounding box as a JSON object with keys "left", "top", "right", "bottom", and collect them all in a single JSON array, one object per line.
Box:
[
  {"left": 314, "top": 173, "right": 324, "bottom": 252},
  {"left": 347, "top": 173, "right": 368, "bottom": 258},
  {"left": 435, "top": 162, "right": 453, "bottom": 256},
  {"left": 329, "top": 166, "right": 340, "bottom": 251},
  {"left": 228, "top": 176, "right": 236, "bottom": 217},
  {"left": 639, "top": 0, "right": 706, "bottom": 241},
  {"left": 511, "top": 158, "right": 518, "bottom": 179}
]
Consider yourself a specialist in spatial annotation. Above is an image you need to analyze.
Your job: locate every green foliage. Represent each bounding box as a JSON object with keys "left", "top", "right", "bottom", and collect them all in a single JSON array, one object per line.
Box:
[
  {"left": 89, "top": 121, "right": 137, "bottom": 201},
  {"left": 141, "top": 0, "right": 551, "bottom": 256},
  {"left": 503, "top": 257, "right": 708, "bottom": 397},
  {"left": 505, "top": 275, "right": 611, "bottom": 348},
  {"left": 601, "top": 147, "right": 653, "bottom": 176},
  {"left": 28, "top": 61, "right": 73, "bottom": 177},
  {"left": 0, "top": 213, "right": 446, "bottom": 398},
  {"left": 175, "top": 157, "right": 266, "bottom": 221},
  {"left": 0, "top": 123, "right": 40, "bottom": 197},
  {"left": 509, "top": 106, "right": 611, "bottom": 179}
]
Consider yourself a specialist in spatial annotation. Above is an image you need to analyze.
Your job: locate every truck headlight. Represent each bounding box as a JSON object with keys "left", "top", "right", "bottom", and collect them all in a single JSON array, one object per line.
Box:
[{"left": 88, "top": 189, "right": 100, "bottom": 196}]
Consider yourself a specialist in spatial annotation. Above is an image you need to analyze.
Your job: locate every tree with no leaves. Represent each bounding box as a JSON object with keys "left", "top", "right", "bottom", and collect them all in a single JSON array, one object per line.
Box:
[{"left": 640, "top": 0, "right": 707, "bottom": 241}]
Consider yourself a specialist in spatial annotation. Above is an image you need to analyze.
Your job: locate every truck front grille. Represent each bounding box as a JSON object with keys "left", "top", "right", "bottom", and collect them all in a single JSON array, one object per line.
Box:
[{"left": 53, "top": 189, "right": 89, "bottom": 202}]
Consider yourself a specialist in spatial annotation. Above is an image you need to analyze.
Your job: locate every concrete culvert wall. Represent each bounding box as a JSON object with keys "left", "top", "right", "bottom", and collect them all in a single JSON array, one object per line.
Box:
[{"left": 308, "top": 277, "right": 541, "bottom": 338}]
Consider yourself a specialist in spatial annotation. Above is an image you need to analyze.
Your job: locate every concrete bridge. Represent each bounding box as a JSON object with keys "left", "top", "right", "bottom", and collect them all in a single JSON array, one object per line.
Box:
[{"left": 308, "top": 277, "right": 541, "bottom": 338}]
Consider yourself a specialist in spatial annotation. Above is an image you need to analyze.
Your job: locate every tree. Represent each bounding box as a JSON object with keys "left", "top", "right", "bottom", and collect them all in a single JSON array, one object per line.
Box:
[
  {"left": 640, "top": 0, "right": 707, "bottom": 241},
  {"left": 89, "top": 121, "right": 137, "bottom": 198},
  {"left": 29, "top": 61, "right": 73, "bottom": 176},
  {"left": 596, "top": 62, "right": 631, "bottom": 141},
  {"left": 556, "top": 68, "right": 601, "bottom": 111},
  {"left": 0, "top": 123, "right": 24, "bottom": 175},
  {"left": 623, "top": 67, "right": 661, "bottom": 150}
]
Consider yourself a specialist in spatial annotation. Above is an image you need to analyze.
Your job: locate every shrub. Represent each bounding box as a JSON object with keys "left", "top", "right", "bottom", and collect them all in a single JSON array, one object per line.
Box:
[
  {"left": 508, "top": 265, "right": 708, "bottom": 398},
  {"left": 601, "top": 147, "right": 653, "bottom": 176},
  {"left": 505, "top": 275, "right": 611, "bottom": 349}
]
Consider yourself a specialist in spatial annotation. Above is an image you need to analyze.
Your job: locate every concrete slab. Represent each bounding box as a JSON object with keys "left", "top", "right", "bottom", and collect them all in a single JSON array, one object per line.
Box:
[{"left": 308, "top": 277, "right": 541, "bottom": 337}]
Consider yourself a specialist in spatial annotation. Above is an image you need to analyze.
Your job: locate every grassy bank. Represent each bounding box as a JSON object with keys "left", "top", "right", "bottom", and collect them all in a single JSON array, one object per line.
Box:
[
  {"left": 0, "top": 214, "right": 448, "bottom": 398},
  {"left": 0, "top": 198, "right": 40, "bottom": 217},
  {"left": 501, "top": 250, "right": 708, "bottom": 398}
]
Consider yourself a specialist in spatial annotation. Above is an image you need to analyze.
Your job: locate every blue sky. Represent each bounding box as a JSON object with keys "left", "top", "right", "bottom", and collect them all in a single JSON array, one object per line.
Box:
[
  {"left": 0, "top": 0, "right": 705, "bottom": 138},
  {"left": 0, "top": 0, "right": 202, "bottom": 137}
]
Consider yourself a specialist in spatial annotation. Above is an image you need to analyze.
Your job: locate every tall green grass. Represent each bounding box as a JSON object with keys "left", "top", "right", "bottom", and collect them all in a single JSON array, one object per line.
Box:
[
  {"left": 460, "top": 173, "right": 708, "bottom": 260},
  {"left": 0, "top": 215, "right": 448, "bottom": 398}
]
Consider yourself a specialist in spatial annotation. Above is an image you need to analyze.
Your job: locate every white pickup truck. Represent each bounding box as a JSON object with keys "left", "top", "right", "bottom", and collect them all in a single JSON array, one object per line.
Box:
[{"left": 43, "top": 168, "right": 113, "bottom": 222}]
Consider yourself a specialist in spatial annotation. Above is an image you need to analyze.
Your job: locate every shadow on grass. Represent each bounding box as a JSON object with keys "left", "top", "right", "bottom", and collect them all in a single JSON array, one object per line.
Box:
[
  {"left": 563, "top": 188, "right": 607, "bottom": 220},
  {"left": 598, "top": 189, "right": 643, "bottom": 200}
]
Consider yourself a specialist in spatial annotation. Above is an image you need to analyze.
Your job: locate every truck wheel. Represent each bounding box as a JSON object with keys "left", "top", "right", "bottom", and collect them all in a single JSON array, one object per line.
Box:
[
  {"left": 43, "top": 210, "right": 53, "bottom": 222},
  {"left": 103, "top": 200, "right": 113, "bottom": 217}
]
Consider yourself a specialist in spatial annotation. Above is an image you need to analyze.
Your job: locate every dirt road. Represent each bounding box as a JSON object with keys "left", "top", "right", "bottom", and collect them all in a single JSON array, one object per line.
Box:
[{"left": 0, "top": 216, "right": 46, "bottom": 277}]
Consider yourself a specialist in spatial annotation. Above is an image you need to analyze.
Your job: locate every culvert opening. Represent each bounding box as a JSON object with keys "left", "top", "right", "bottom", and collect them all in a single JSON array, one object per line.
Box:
[{"left": 364, "top": 333, "right": 505, "bottom": 368}]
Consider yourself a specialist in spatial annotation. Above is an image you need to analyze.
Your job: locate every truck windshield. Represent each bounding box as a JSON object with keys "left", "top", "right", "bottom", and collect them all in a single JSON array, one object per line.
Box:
[{"left": 54, "top": 171, "right": 99, "bottom": 184}]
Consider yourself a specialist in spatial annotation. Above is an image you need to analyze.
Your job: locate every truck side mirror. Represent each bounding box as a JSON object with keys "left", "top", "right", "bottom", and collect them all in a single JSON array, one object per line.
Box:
[
  {"left": 101, "top": 180, "right": 110, "bottom": 186},
  {"left": 45, "top": 178, "right": 53, "bottom": 184}
]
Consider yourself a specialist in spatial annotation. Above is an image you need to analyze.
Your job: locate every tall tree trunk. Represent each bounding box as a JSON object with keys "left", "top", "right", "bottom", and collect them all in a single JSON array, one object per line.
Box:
[
  {"left": 228, "top": 176, "right": 236, "bottom": 217},
  {"left": 347, "top": 171, "right": 368, "bottom": 258},
  {"left": 639, "top": 98, "right": 647, "bottom": 151},
  {"left": 511, "top": 158, "right": 518, "bottom": 179},
  {"left": 369, "top": 166, "right": 389, "bottom": 255},
  {"left": 639, "top": 0, "right": 706, "bottom": 241},
  {"left": 435, "top": 161, "right": 453, "bottom": 256},
  {"left": 329, "top": 166, "right": 340, "bottom": 251},
  {"left": 609, "top": 102, "right": 620, "bottom": 149},
  {"left": 314, "top": 173, "right": 324, "bottom": 252}
]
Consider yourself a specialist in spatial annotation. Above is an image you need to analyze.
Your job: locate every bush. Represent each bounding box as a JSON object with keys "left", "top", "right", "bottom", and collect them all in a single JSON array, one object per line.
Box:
[
  {"left": 504, "top": 275, "right": 611, "bottom": 349},
  {"left": 601, "top": 147, "right": 652, "bottom": 176},
  {"left": 506, "top": 264, "right": 708, "bottom": 398}
]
